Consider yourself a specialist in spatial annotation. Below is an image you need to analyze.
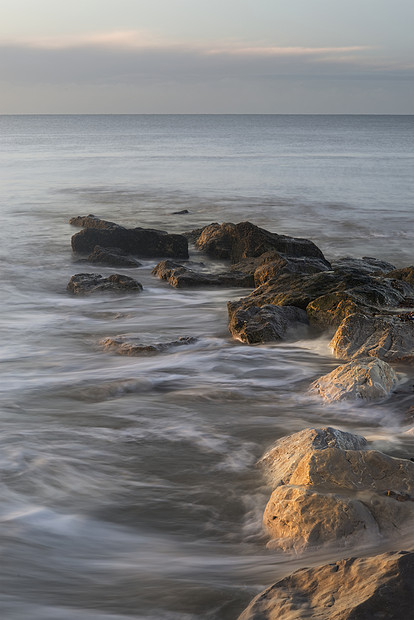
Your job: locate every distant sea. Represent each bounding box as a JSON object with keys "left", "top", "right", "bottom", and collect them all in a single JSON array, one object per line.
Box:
[{"left": 0, "top": 115, "right": 413, "bottom": 619}]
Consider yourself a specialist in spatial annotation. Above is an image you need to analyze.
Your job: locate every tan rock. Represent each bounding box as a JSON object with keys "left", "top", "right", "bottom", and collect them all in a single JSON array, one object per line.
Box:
[
  {"left": 238, "top": 550, "right": 414, "bottom": 619},
  {"left": 310, "top": 358, "right": 398, "bottom": 401}
]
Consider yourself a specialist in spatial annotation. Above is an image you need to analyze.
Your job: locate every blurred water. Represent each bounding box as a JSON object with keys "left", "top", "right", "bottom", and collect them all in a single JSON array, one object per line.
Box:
[{"left": 0, "top": 115, "right": 413, "bottom": 618}]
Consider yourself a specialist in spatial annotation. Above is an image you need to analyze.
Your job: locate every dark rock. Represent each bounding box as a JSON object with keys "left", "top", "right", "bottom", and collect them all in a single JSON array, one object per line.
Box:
[
  {"left": 152, "top": 259, "right": 255, "bottom": 288},
  {"left": 87, "top": 246, "right": 141, "bottom": 268},
  {"left": 238, "top": 551, "right": 414, "bottom": 620},
  {"left": 330, "top": 312, "right": 414, "bottom": 362},
  {"left": 190, "top": 221, "right": 330, "bottom": 265},
  {"left": 254, "top": 254, "right": 331, "bottom": 287},
  {"left": 227, "top": 303, "right": 309, "bottom": 344},
  {"left": 172, "top": 209, "right": 189, "bottom": 215},
  {"left": 100, "top": 335, "right": 197, "bottom": 355},
  {"left": 71, "top": 225, "right": 188, "bottom": 259},
  {"left": 67, "top": 273, "right": 143, "bottom": 295},
  {"left": 332, "top": 256, "right": 396, "bottom": 275}
]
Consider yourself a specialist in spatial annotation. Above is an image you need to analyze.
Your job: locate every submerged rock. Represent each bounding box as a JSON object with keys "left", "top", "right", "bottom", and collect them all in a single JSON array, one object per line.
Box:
[
  {"left": 100, "top": 335, "right": 197, "bottom": 355},
  {"left": 227, "top": 303, "right": 309, "bottom": 344},
  {"left": 238, "top": 550, "right": 414, "bottom": 620},
  {"left": 67, "top": 273, "right": 143, "bottom": 295},
  {"left": 330, "top": 312, "right": 414, "bottom": 362},
  {"left": 259, "top": 427, "right": 414, "bottom": 552},
  {"left": 310, "top": 357, "right": 398, "bottom": 401},
  {"left": 71, "top": 215, "right": 188, "bottom": 259},
  {"left": 87, "top": 245, "right": 141, "bottom": 268},
  {"left": 190, "top": 221, "right": 330, "bottom": 264},
  {"left": 152, "top": 259, "right": 254, "bottom": 288}
]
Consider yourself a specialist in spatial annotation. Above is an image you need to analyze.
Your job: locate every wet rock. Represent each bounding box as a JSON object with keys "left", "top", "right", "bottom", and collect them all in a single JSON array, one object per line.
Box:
[
  {"left": 152, "top": 259, "right": 254, "bottom": 288},
  {"left": 172, "top": 209, "right": 189, "bottom": 215},
  {"left": 100, "top": 335, "right": 197, "bottom": 355},
  {"left": 259, "top": 427, "right": 414, "bottom": 552},
  {"left": 67, "top": 273, "right": 143, "bottom": 295},
  {"left": 384, "top": 265, "right": 414, "bottom": 285},
  {"left": 190, "top": 221, "right": 330, "bottom": 264},
  {"left": 238, "top": 550, "right": 414, "bottom": 620},
  {"left": 332, "top": 256, "right": 396, "bottom": 275},
  {"left": 69, "top": 214, "right": 121, "bottom": 230},
  {"left": 306, "top": 291, "right": 373, "bottom": 329},
  {"left": 227, "top": 303, "right": 309, "bottom": 344},
  {"left": 310, "top": 357, "right": 398, "bottom": 401},
  {"left": 330, "top": 313, "right": 414, "bottom": 362},
  {"left": 87, "top": 246, "right": 141, "bottom": 268},
  {"left": 253, "top": 254, "right": 331, "bottom": 287},
  {"left": 71, "top": 221, "right": 188, "bottom": 259}
]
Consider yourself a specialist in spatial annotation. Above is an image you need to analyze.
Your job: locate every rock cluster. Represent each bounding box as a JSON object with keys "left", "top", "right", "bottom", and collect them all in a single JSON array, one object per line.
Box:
[{"left": 259, "top": 427, "right": 414, "bottom": 553}]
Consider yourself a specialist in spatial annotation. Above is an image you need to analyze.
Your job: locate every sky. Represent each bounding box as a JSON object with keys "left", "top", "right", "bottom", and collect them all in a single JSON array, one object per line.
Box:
[{"left": 1, "top": 0, "right": 413, "bottom": 113}]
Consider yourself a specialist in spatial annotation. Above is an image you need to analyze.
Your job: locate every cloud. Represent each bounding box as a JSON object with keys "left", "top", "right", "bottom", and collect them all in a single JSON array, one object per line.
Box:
[{"left": 0, "top": 31, "right": 412, "bottom": 113}]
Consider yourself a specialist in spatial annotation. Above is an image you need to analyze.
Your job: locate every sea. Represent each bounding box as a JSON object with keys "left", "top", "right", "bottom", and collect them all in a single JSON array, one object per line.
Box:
[{"left": 0, "top": 114, "right": 413, "bottom": 619}]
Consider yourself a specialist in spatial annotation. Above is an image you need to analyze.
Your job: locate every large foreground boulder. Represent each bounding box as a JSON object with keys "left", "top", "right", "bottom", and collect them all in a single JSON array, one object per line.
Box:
[
  {"left": 189, "top": 221, "right": 330, "bottom": 265},
  {"left": 71, "top": 215, "right": 188, "bottom": 259},
  {"left": 67, "top": 273, "right": 143, "bottom": 295},
  {"left": 259, "top": 427, "right": 414, "bottom": 552},
  {"left": 238, "top": 550, "right": 414, "bottom": 620},
  {"left": 330, "top": 312, "right": 414, "bottom": 362},
  {"left": 310, "top": 357, "right": 398, "bottom": 402},
  {"left": 227, "top": 303, "right": 309, "bottom": 344}
]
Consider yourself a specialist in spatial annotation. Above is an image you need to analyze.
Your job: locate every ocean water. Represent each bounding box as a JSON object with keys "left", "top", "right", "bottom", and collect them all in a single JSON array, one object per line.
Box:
[{"left": 0, "top": 114, "right": 413, "bottom": 619}]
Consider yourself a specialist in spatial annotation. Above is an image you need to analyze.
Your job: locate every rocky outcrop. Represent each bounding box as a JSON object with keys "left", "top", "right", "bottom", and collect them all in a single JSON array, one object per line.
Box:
[
  {"left": 70, "top": 215, "right": 188, "bottom": 259},
  {"left": 310, "top": 357, "right": 398, "bottom": 401},
  {"left": 86, "top": 245, "right": 141, "bottom": 268},
  {"left": 238, "top": 550, "right": 414, "bottom": 620},
  {"left": 67, "top": 273, "right": 143, "bottom": 295},
  {"left": 330, "top": 312, "right": 414, "bottom": 362},
  {"left": 100, "top": 335, "right": 197, "bottom": 355},
  {"left": 190, "top": 221, "right": 330, "bottom": 265},
  {"left": 259, "top": 427, "right": 414, "bottom": 552},
  {"left": 227, "top": 303, "right": 309, "bottom": 344}
]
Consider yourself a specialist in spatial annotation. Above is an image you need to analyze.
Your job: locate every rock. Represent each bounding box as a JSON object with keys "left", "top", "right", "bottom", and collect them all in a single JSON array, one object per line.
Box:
[
  {"left": 191, "top": 221, "right": 330, "bottom": 265},
  {"left": 100, "top": 335, "right": 197, "bottom": 355},
  {"left": 69, "top": 214, "right": 121, "bottom": 230},
  {"left": 384, "top": 265, "right": 414, "bottom": 285},
  {"left": 87, "top": 245, "right": 141, "bottom": 268},
  {"left": 310, "top": 358, "right": 398, "bottom": 401},
  {"left": 263, "top": 485, "right": 376, "bottom": 551},
  {"left": 259, "top": 427, "right": 414, "bottom": 552},
  {"left": 332, "top": 256, "right": 396, "bottom": 275},
  {"left": 253, "top": 254, "right": 331, "bottom": 287},
  {"left": 306, "top": 291, "right": 373, "bottom": 329},
  {"left": 258, "top": 427, "right": 367, "bottom": 488},
  {"left": 238, "top": 550, "right": 414, "bottom": 620},
  {"left": 67, "top": 273, "right": 143, "bottom": 295},
  {"left": 152, "top": 259, "right": 254, "bottom": 288},
  {"left": 330, "top": 313, "right": 414, "bottom": 362},
  {"left": 227, "top": 304, "right": 309, "bottom": 344},
  {"left": 172, "top": 209, "right": 189, "bottom": 215},
  {"left": 71, "top": 221, "right": 188, "bottom": 259}
]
